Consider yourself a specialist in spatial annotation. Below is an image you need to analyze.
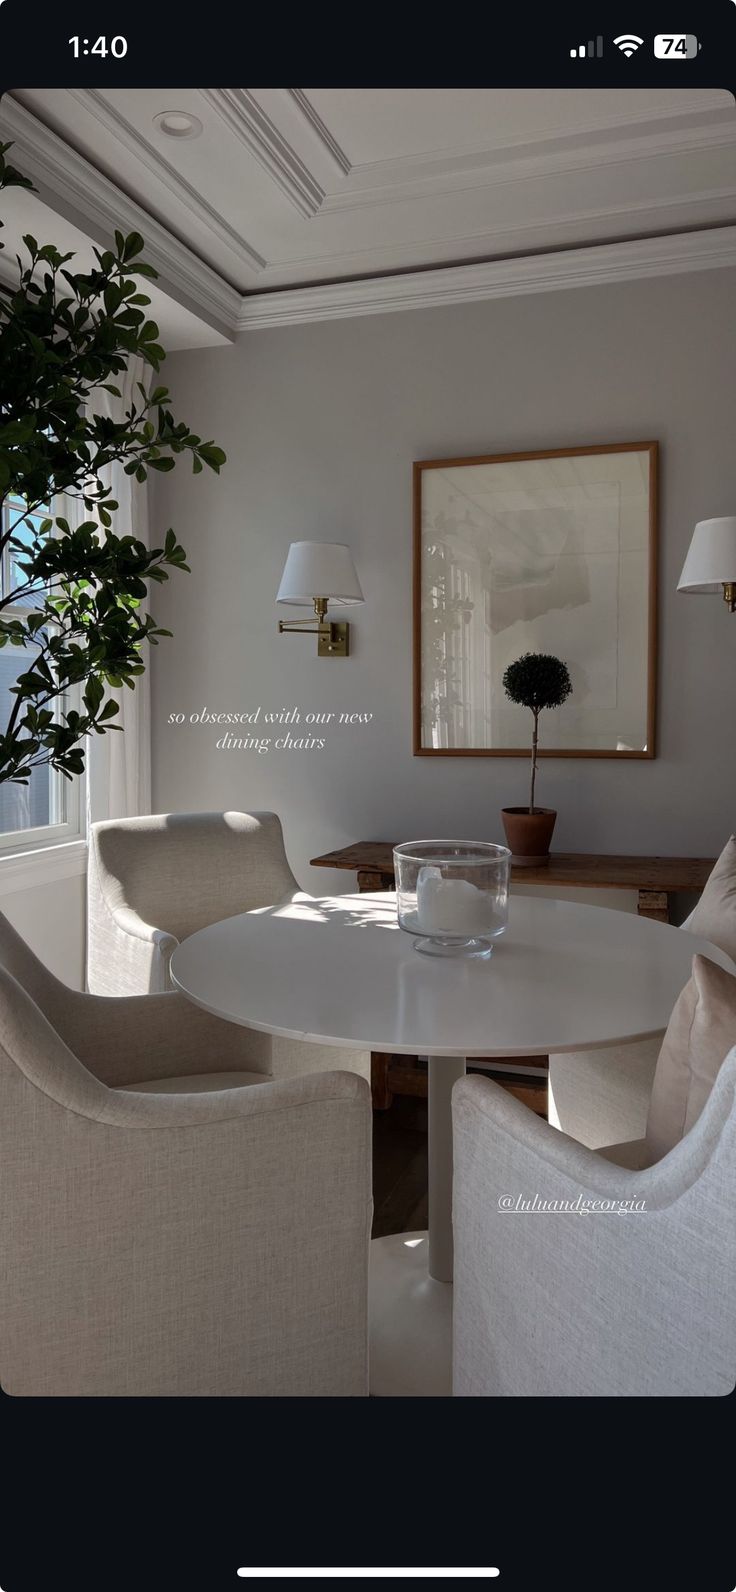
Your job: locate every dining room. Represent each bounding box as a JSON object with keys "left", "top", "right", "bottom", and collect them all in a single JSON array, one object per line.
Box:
[{"left": 1, "top": 81, "right": 735, "bottom": 1403}]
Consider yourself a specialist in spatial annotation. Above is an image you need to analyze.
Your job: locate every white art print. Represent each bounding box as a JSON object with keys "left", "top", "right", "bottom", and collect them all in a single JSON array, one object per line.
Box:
[{"left": 414, "top": 443, "right": 657, "bottom": 757}]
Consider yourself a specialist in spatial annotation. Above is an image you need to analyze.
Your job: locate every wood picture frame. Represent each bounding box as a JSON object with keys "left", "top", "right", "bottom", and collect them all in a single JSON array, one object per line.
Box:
[{"left": 413, "top": 441, "right": 658, "bottom": 759}]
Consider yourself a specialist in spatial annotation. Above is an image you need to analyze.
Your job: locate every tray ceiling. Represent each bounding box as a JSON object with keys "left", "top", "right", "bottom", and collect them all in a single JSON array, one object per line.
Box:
[{"left": 1, "top": 87, "right": 734, "bottom": 343}]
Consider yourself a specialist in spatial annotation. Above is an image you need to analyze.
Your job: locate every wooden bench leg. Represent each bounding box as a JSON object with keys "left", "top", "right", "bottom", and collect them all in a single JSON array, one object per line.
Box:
[
  {"left": 638, "top": 889, "right": 670, "bottom": 923},
  {"left": 371, "top": 1053, "right": 394, "bottom": 1111}
]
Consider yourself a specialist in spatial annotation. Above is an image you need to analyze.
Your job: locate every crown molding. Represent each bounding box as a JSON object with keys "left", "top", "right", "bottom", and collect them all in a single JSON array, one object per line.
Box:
[
  {"left": 201, "top": 89, "right": 325, "bottom": 219},
  {"left": 287, "top": 89, "right": 352, "bottom": 176},
  {"left": 266, "top": 184, "right": 736, "bottom": 280},
  {"left": 3, "top": 94, "right": 736, "bottom": 342},
  {"left": 0, "top": 96, "right": 241, "bottom": 339},
  {"left": 235, "top": 225, "right": 736, "bottom": 331},
  {"left": 320, "top": 111, "right": 736, "bottom": 215},
  {"left": 68, "top": 89, "right": 266, "bottom": 274}
]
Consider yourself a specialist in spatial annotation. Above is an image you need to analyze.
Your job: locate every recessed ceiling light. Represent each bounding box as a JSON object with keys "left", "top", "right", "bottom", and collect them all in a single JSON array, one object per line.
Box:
[{"left": 153, "top": 110, "right": 203, "bottom": 140}]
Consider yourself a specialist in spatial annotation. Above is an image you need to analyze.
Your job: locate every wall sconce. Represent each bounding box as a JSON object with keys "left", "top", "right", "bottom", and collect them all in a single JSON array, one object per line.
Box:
[
  {"left": 276, "top": 541, "right": 364, "bottom": 657},
  {"left": 678, "top": 517, "right": 736, "bottom": 614}
]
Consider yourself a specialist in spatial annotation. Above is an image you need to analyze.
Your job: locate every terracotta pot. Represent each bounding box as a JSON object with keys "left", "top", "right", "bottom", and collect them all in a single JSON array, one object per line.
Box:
[{"left": 501, "top": 807, "right": 557, "bottom": 866}]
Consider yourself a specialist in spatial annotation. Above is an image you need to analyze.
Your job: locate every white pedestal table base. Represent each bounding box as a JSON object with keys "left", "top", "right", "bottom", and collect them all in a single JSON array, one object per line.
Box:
[{"left": 369, "top": 1054, "right": 465, "bottom": 1396}]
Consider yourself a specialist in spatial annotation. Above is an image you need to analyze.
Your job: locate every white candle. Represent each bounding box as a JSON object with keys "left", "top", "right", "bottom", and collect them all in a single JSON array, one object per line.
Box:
[{"left": 416, "top": 866, "right": 489, "bottom": 935}]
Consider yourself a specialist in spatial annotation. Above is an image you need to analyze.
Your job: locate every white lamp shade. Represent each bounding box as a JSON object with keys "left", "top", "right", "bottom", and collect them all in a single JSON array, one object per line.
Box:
[
  {"left": 678, "top": 517, "right": 736, "bottom": 594},
  {"left": 276, "top": 541, "right": 364, "bottom": 607}
]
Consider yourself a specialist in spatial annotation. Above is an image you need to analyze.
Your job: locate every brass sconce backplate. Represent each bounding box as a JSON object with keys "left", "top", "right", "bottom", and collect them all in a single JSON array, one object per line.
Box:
[{"left": 318, "top": 622, "right": 349, "bottom": 657}]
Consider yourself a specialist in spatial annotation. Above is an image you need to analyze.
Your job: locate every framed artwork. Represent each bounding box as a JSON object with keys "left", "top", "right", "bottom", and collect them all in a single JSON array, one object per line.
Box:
[{"left": 413, "top": 441, "right": 657, "bottom": 759}]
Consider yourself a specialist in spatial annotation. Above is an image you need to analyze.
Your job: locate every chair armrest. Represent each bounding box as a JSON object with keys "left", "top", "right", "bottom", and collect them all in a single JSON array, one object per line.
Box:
[
  {"left": 4, "top": 1065, "right": 372, "bottom": 1396},
  {"left": 110, "top": 904, "right": 176, "bottom": 949},
  {"left": 87, "top": 893, "right": 178, "bottom": 996},
  {"left": 452, "top": 1059, "right": 736, "bottom": 1397},
  {"left": 50, "top": 987, "right": 272, "bottom": 1087}
]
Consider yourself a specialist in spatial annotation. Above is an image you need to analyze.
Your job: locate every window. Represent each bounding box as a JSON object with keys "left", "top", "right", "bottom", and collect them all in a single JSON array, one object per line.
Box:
[{"left": 0, "top": 496, "right": 84, "bottom": 853}]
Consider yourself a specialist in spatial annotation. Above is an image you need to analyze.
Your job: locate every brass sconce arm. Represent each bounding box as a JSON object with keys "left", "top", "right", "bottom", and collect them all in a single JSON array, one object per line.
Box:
[{"left": 278, "top": 599, "right": 350, "bottom": 656}]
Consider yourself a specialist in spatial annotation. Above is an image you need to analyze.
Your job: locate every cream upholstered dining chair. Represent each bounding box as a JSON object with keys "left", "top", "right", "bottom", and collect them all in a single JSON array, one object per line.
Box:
[
  {"left": 0, "top": 911, "right": 372, "bottom": 1396},
  {"left": 452, "top": 1046, "right": 736, "bottom": 1397},
  {"left": 548, "top": 837, "right": 736, "bottom": 1148},
  {"left": 88, "top": 809, "right": 299, "bottom": 995},
  {"left": 87, "top": 809, "right": 369, "bottom": 1082}
]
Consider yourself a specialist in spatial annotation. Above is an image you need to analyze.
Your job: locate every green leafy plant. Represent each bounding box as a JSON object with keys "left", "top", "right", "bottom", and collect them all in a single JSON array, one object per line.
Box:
[
  {"left": 0, "top": 142, "right": 226, "bottom": 787},
  {"left": 502, "top": 652, "right": 572, "bottom": 813}
]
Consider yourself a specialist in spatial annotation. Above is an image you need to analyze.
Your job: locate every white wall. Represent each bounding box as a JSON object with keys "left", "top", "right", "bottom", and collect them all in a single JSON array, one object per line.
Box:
[
  {"left": 150, "top": 269, "right": 736, "bottom": 894},
  {"left": 1, "top": 873, "right": 85, "bottom": 987}
]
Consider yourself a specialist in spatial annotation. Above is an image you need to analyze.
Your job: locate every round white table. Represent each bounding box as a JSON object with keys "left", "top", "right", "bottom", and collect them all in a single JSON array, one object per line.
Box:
[{"left": 170, "top": 892, "right": 726, "bottom": 1396}]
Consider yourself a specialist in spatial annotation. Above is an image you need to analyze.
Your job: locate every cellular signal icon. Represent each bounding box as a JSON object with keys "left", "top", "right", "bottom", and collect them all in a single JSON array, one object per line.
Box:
[
  {"left": 614, "top": 33, "right": 644, "bottom": 55},
  {"left": 570, "top": 34, "right": 604, "bottom": 57}
]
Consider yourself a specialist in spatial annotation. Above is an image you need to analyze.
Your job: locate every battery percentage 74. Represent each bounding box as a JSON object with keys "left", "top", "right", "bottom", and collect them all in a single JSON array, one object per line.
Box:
[{"left": 654, "top": 34, "right": 701, "bottom": 57}]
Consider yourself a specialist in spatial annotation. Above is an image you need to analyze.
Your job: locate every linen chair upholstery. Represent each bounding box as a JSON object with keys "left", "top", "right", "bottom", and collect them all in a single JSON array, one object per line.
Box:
[
  {"left": 547, "top": 1036, "right": 660, "bottom": 1148},
  {"left": 547, "top": 904, "right": 714, "bottom": 1149},
  {"left": 452, "top": 1054, "right": 736, "bottom": 1397},
  {"left": 0, "top": 912, "right": 372, "bottom": 1397},
  {"left": 88, "top": 809, "right": 300, "bottom": 994},
  {"left": 87, "top": 810, "right": 370, "bottom": 1083}
]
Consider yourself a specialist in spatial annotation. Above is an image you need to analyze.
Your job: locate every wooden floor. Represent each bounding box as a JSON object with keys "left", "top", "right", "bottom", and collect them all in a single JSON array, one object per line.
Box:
[
  {"left": 371, "top": 1072, "right": 548, "bottom": 1239},
  {"left": 372, "top": 1095, "right": 428, "bottom": 1238}
]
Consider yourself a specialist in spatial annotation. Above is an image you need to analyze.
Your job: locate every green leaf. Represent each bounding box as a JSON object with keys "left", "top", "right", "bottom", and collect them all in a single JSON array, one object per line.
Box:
[
  {"left": 0, "top": 145, "right": 215, "bottom": 791},
  {"left": 198, "top": 443, "right": 227, "bottom": 471}
]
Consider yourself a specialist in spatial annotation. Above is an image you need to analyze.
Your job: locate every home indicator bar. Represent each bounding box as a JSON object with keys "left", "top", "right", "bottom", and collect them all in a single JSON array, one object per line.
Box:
[{"left": 570, "top": 35, "right": 604, "bottom": 57}]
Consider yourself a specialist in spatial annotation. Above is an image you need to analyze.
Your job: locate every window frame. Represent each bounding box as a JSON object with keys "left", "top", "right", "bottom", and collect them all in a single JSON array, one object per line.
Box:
[{"left": 0, "top": 494, "right": 86, "bottom": 858}]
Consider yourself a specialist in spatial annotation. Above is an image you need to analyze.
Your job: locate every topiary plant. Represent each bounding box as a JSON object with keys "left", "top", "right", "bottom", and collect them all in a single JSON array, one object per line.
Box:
[{"left": 502, "top": 652, "right": 572, "bottom": 813}]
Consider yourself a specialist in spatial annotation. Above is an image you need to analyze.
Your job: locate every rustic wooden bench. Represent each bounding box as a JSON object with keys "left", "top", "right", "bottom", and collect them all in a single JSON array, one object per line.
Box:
[{"left": 310, "top": 844, "right": 714, "bottom": 1110}]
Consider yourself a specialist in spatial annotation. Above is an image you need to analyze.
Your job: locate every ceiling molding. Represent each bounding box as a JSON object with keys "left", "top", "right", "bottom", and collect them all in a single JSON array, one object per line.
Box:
[
  {"left": 267, "top": 184, "right": 736, "bottom": 279},
  {"left": 320, "top": 111, "right": 736, "bottom": 215},
  {"left": 68, "top": 89, "right": 266, "bottom": 273},
  {"left": 201, "top": 89, "right": 325, "bottom": 219},
  {"left": 3, "top": 93, "right": 735, "bottom": 342},
  {"left": 287, "top": 89, "right": 352, "bottom": 176},
  {"left": 0, "top": 96, "right": 240, "bottom": 339},
  {"left": 519, "top": 89, "right": 728, "bottom": 136},
  {"left": 235, "top": 225, "right": 736, "bottom": 331}
]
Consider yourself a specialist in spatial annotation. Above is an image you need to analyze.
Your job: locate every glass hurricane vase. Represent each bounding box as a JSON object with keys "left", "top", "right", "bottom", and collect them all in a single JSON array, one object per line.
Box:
[{"left": 393, "top": 839, "right": 511, "bottom": 959}]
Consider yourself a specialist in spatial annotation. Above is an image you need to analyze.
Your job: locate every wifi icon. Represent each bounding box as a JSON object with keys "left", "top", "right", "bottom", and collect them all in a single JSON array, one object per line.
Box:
[{"left": 614, "top": 33, "right": 644, "bottom": 55}]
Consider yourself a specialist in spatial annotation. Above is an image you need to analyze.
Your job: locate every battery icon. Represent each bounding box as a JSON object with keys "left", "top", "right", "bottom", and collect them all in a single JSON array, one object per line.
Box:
[{"left": 654, "top": 34, "right": 701, "bottom": 58}]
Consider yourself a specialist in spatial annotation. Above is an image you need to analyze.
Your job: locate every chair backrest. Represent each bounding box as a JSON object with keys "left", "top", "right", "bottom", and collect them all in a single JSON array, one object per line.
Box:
[
  {"left": 0, "top": 908, "right": 63, "bottom": 1023},
  {"left": 89, "top": 810, "right": 299, "bottom": 940},
  {"left": 452, "top": 1050, "right": 736, "bottom": 1396}
]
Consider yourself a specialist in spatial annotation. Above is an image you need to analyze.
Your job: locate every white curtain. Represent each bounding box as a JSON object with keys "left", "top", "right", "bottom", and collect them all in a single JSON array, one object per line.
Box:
[{"left": 86, "top": 355, "right": 152, "bottom": 824}]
